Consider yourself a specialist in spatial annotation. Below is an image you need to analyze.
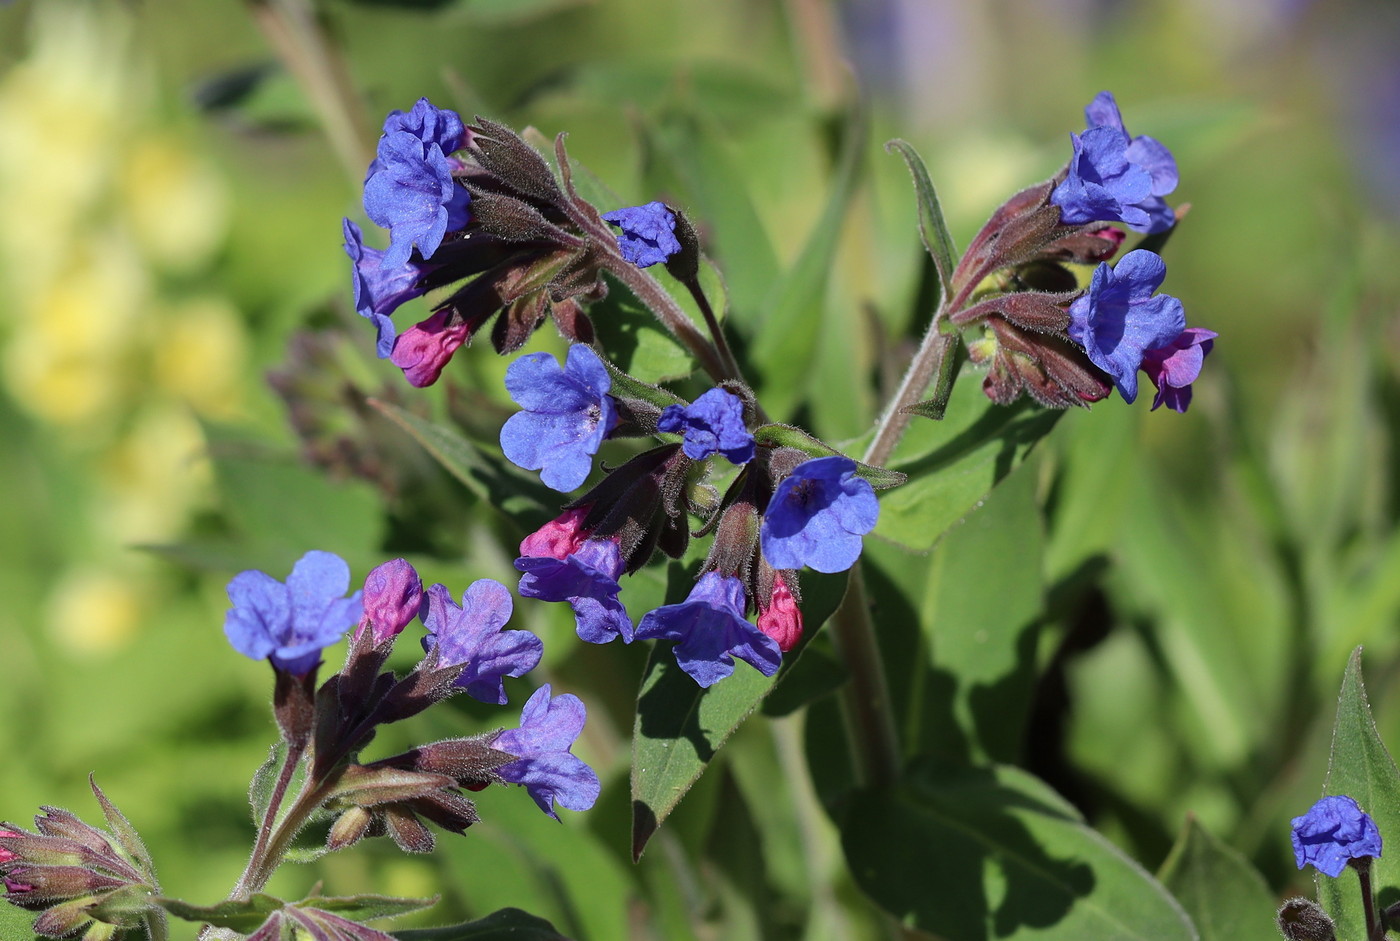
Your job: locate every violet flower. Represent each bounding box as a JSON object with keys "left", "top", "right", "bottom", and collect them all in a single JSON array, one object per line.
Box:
[
  {"left": 1051, "top": 91, "right": 1177, "bottom": 234},
  {"left": 421, "top": 580, "right": 542, "bottom": 705},
  {"left": 343, "top": 219, "right": 437, "bottom": 358},
  {"left": 491, "top": 684, "right": 601, "bottom": 820},
  {"left": 356, "top": 558, "right": 423, "bottom": 645},
  {"left": 761, "top": 456, "right": 879, "bottom": 574},
  {"left": 516, "top": 509, "right": 633, "bottom": 644},
  {"left": 1141, "top": 327, "right": 1218, "bottom": 413},
  {"left": 601, "top": 201, "right": 681, "bottom": 268},
  {"left": 634, "top": 572, "right": 782, "bottom": 688},
  {"left": 500, "top": 345, "right": 618, "bottom": 492},
  {"left": 657, "top": 387, "right": 754, "bottom": 465},
  {"left": 1291, "top": 795, "right": 1382, "bottom": 877},
  {"left": 224, "top": 551, "right": 364, "bottom": 676},
  {"left": 1067, "top": 249, "right": 1185, "bottom": 404}
]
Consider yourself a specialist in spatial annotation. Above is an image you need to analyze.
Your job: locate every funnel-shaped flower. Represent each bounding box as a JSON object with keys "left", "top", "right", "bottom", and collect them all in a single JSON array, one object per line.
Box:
[
  {"left": 1067, "top": 250, "right": 1185, "bottom": 403},
  {"left": 500, "top": 345, "right": 617, "bottom": 492},
  {"left": 601, "top": 202, "right": 681, "bottom": 268},
  {"left": 492, "top": 685, "right": 600, "bottom": 820},
  {"left": 635, "top": 573, "right": 781, "bottom": 688},
  {"left": 224, "top": 551, "right": 363, "bottom": 675},
  {"left": 517, "top": 510, "right": 632, "bottom": 644},
  {"left": 1291, "top": 795, "right": 1382, "bottom": 877},
  {"left": 657, "top": 387, "right": 754, "bottom": 465},
  {"left": 1052, "top": 91, "right": 1177, "bottom": 234},
  {"left": 422, "top": 580, "right": 542, "bottom": 705},
  {"left": 343, "top": 219, "right": 438, "bottom": 358},
  {"left": 1141, "top": 327, "right": 1218, "bottom": 413},
  {"left": 761, "top": 456, "right": 879, "bottom": 574}
]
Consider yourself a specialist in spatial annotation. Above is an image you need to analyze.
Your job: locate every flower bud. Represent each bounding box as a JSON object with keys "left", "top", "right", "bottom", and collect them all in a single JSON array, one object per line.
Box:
[
  {"left": 757, "top": 571, "right": 803, "bottom": 652},
  {"left": 1277, "top": 897, "right": 1336, "bottom": 941},
  {"left": 357, "top": 559, "right": 423, "bottom": 645},
  {"left": 327, "top": 807, "right": 374, "bottom": 852}
]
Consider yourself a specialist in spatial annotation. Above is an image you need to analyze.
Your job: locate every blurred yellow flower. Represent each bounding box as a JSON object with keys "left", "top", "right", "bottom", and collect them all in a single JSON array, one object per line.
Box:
[{"left": 47, "top": 567, "right": 144, "bottom": 656}]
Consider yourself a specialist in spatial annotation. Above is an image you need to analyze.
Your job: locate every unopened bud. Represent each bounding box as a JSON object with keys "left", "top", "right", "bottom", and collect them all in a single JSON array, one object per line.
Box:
[
  {"left": 358, "top": 559, "right": 423, "bottom": 645},
  {"left": 327, "top": 807, "right": 374, "bottom": 852},
  {"left": 1277, "top": 897, "right": 1336, "bottom": 941},
  {"left": 758, "top": 572, "right": 803, "bottom": 652}
]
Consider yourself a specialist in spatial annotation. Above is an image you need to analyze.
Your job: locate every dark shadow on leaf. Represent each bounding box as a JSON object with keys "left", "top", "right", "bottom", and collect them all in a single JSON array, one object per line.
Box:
[{"left": 894, "top": 400, "right": 1061, "bottom": 481}]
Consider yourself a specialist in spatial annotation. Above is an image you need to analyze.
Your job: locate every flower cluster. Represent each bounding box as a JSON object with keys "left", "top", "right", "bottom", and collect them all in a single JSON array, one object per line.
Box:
[
  {"left": 950, "top": 93, "right": 1214, "bottom": 412},
  {"left": 501, "top": 360, "right": 882, "bottom": 687},
  {"left": 222, "top": 551, "right": 597, "bottom": 823},
  {"left": 343, "top": 101, "right": 617, "bottom": 388}
]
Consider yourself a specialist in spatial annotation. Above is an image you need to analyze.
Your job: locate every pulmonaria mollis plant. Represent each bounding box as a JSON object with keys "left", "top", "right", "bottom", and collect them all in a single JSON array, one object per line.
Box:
[{"left": 1, "top": 551, "right": 598, "bottom": 939}]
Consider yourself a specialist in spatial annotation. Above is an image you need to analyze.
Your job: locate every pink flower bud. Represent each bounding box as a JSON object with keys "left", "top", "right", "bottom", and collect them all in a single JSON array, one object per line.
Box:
[
  {"left": 519, "top": 506, "right": 592, "bottom": 561},
  {"left": 758, "top": 573, "right": 803, "bottom": 652},
  {"left": 390, "top": 308, "right": 473, "bottom": 388},
  {"left": 357, "top": 559, "right": 423, "bottom": 644}
]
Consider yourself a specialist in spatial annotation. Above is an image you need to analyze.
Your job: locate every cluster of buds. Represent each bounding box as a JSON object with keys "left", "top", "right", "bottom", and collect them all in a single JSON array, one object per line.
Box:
[
  {"left": 0, "top": 782, "right": 161, "bottom": 940},
  {"left": 498, "top": 343, "right": 900, "bottom": 687},
  {"left": 951, "top": 92, "right": 1216, "bottom": 413}
]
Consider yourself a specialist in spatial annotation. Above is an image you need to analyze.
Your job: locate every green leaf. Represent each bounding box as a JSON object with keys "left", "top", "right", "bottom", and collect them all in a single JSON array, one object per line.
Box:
[
  {"left": 393, "top": 907, "right": 567, "bottom": 940},
  {"left": 249, "top": 740, "right": 289, "bottom": 829},
  {"left": 875, "top": 379, "right": 1062, "bottom": 551},
  {"left": 590, "top": 272, "right": 696, "bottom": 383},
  {"left": 885, "top": 138, "right": 957, "bottom": 302},
  {"left": 631, "top": 569, "right": 849, "bottom": 859},
  {"left": 748, "top": 109, "right": 866, "bottom": 420},
  {"left": 298, "top": 894, "right": 438, "bottom": 922},
  {"left": 1157, "top": 816, "right": 1277, "bottom": 941},
  {"left": 158, "top": 893, "right": 286, "bottom": 930},
  {"left": 369, "top": 398, "right": 555, "bottom": 530},
  {"left": 842, "top": 763, "right": 1198, "bottom": 941},
  {"left": 601, "top": 356, "right": 687, "bottom": 412},
  {"left": 751, "top": 423, "right": 905, "bottom": 489},
  {"left": 1317, "top": 647, "right": 1400, "bottom": 939}
]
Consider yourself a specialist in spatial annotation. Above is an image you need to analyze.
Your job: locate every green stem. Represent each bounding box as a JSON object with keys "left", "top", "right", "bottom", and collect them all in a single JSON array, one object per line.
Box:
[
  {"left": 229, "top": 740, "right": 306, "bottom": 900},
  {"left": 246, "top": 0, "right": 375, "bottom": 186},
  {"left": 143, "top": 908, "right": 170, "bottom": 941},
  {"left": 828, "top": 565, "right": 901, "bottom": 788}
]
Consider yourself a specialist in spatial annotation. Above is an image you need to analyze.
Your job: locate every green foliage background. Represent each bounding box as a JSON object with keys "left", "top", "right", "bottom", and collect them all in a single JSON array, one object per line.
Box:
[{"left": 1, "top": 0, "right": 1398, "bottom": 937}]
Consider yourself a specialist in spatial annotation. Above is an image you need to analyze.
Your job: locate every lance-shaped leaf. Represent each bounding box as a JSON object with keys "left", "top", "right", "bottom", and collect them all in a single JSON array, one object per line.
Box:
[
  {"left": 369, "top": 398, "right": 556, "bottom": 531},
  {"left": 842, "top": 762, "right": 1198, "bottom": 941},
  {"left": 157, "top": 893, "right": 286, "bottom": 931},
  {"left": 295, "top": 893, "right": 437, "bottom": 922},
  {"left": 752, "top": 424, "right": 905, "bottom": 490},
  {"left": 1157, "top": 816, "right": 1277, "bottom": 941},
  {"left": 886, "top": 138, "right": 957, "bottom": 302},
  {"left": 1317, "top": 648, "right": 1400, "bottom": 940},
  {"left": 631, "top": 569, "right": 848, "bottom": 859},
  {"left": 87, "top": 778, "right": 156, "bottom": 886}
]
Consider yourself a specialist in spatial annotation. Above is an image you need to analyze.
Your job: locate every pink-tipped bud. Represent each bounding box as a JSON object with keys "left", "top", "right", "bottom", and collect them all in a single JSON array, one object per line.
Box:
[
  {"left": 390, "top": 308, "right": 474, "bottom": 388},
  {"left": 357, "top": 559, "right": 423, "bottom": 644},
  {"left": 0, "top": 829, "right": 20, "bottom": 865},
  {"left": 520, "top": 506, "right": 592, "bottom": 560},
  {"left": 758, "top": 574, "right": 803, "bottom": 652}
]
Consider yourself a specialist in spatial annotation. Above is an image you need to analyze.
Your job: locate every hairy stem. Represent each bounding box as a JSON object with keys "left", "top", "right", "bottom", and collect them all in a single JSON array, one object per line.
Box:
[
  {"left": 229, "top": 740, "right": 306, "bottom": 900},
  {"left": 828, "top": 565, "right": 901, "bottom": 788},
  {"left": 682, "top": 278, "right": 746, "bottom": 391}
]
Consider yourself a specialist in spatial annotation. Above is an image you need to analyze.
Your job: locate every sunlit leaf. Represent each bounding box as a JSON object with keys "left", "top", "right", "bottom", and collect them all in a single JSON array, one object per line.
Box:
[{"left": 1157, "top": 816, "right": 1277, "bottom": 941}]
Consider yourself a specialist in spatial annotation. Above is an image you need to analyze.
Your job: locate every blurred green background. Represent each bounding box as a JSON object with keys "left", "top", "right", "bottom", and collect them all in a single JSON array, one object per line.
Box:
[{"left": 1, "top": 0, "right": 1398, "bottom": 936}]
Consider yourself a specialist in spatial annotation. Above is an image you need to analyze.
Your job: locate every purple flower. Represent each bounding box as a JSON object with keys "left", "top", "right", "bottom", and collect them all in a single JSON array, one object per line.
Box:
[
  {"left": 601, "top": 201, "right": 681, "bottom": 268},
  {"left": 342, "top": 219, "right": 439, "bottom": 358},
  {"left": 356, "top": 559, "right": 423, "bottom": 645},
  {"left": 363, "top": 110, "right": 472, "bottom": 268},
  {"left": 516, "top": 509, "right": 633, "bottom": 644},
  {"left": 1052, "top": 92, "right": 1177, "bottom": 234},
  {"left": 500, "top": 345, "right": 618, "bottom": 492},
  {"left": 657, "top": 387, "right": 754, "bottom": 465},
  {"left": 1067, "top": 249, "right": 1185, "bottom": 403},
  {"left": 492, "top": 684, "right": 600, "bottom": 820},
  {"left": 1291, "top": 795, "right": 1382, "bottom": 877},
  {"left": 1141, "top": 327, "right": 1218, "bottom": 413},
  {"left": 421, "top": 580, "right": 543, "bottom": 705},
  {"left": 224, "top": 551, "right": 364, "bottom": 676},
  {"left": 761, "top": 456, "right": 879, "bottom": 574},
  {"left": 634, "top": 572, "right": 782, "bottom": 688}
]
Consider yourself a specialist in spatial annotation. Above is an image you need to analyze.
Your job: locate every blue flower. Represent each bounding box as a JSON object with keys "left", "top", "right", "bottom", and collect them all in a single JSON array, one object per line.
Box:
[
  {"left": 516, "top": 515, "right": 633, "bottom": 644},
  {"left": 635, "top": 573, "right": 782, "bottom": 688},
  {"left": 657, "top": 387, "right": 754, "bottom": 465},
  {"left": 601, "top": 201, "right": 682, "bottom": 268},
  {"left": 421, "top": 580, "right": 543, "bottom": 705},
  {"left": 224, "top": 551, "right": 364, "bottom": 675},
  {"left": 381, "top": 98, "right": 468, "bottom": 158},
  {"left": 500, "top": 345, "right": 618, "bottom": 492},
  {"left": 1067, "top": 250, "right": 1185, "bottom": 403},
  {"left": 342, "top": 219, "right": 437, "bottom": 358},
  {"left": 1291, "top": 795, "right": 1383, "bottom": 877},
  {"left": 1051, "top": 91, "right": 1177, "bottom": 234},
  {"left": 491, "top": 684, "right": 601, "bottom": 820},
  {"left": 761, "top": 456, "right": 879, "bottom": 574},
  {"left": 363, "top": 123, "right": 472, "bottom": 269}
]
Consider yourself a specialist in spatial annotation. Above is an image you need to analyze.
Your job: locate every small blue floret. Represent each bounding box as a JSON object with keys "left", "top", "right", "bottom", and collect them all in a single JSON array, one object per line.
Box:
[{"left": 601, "top": 201, "right": 682, "bottom": 268}]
